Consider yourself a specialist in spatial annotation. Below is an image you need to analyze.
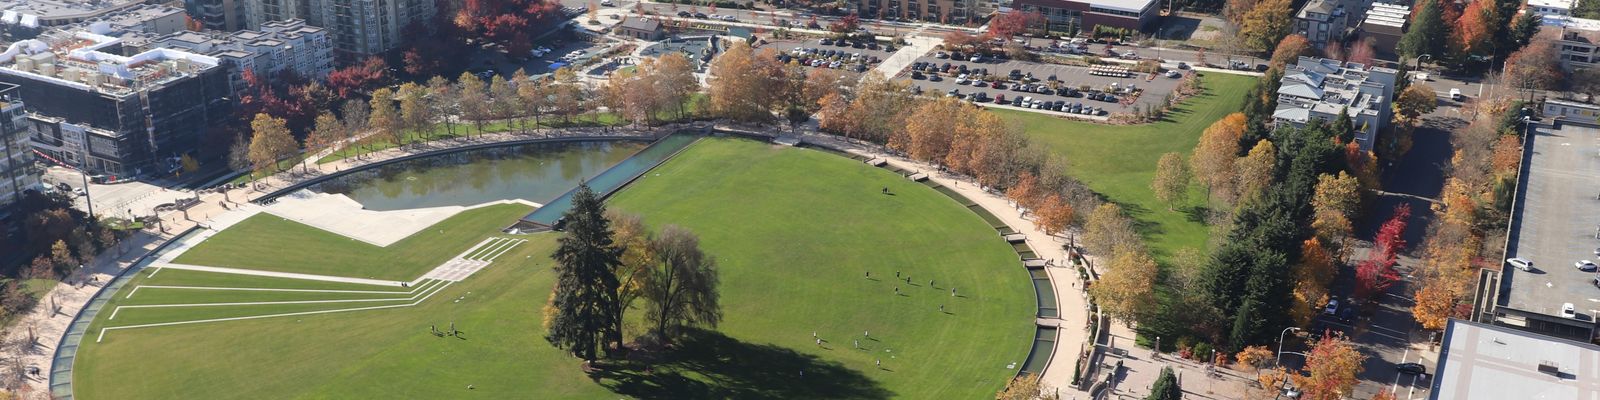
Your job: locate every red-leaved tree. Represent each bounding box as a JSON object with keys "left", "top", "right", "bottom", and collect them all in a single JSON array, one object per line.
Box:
[
  {"left": 988, "top": 11, "right": 1036, "bottom": 39},
  {"left": 326, "top": 57, "right": 391, "bottom": 99},
  {"left": 1356, "top": 204, "right": 1410, "bottom": 300},
  {"left": 455, "top": 0, "right": 560, "bottom": 55}
]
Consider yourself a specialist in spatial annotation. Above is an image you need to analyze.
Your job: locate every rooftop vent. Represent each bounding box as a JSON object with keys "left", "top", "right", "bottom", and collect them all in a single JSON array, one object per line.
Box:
[{"left": 1538, "top": 361, "right": 1561, "bottom": 376}]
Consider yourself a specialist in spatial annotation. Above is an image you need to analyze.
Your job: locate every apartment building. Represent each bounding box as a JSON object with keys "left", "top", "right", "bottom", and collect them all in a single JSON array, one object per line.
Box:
[
  {"left": 305, "top": 0, "right": 434, "bottom": 59},
  {"left": 0, "top": 30, "right": 231, "bottom": 177},
  {"left": 0, "top": 83, "right": 34, "bottom": 218},
  {"left": 1293, "top": 0, "right": 1355, "bottom": 46},
  {"left": 852, "top": 0, "right": 994, "bottom": 24},
  {"left": 1272, "top": 56, "right": 1398, "bottom": 152},
  {"left": 149, "top": 19, "right": 333, "bottom": 90}
]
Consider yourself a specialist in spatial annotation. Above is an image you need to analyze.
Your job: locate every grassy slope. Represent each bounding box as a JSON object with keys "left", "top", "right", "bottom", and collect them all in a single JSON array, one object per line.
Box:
[
  {"left": 995, "top": 73, "right": 1256, "bottom": 259},
  {"left": 75, "top": 137, "right": 1032, "bottom": 399},
  {"left": 608, "top": 138, "right": 1035, "bottom": 399},
  {"left": 171, "top": 204, "right": 529, "bottom": 281}
]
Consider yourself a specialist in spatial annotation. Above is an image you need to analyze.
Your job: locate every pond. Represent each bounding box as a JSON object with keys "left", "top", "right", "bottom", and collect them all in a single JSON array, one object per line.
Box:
[{"left": 314, "top": 140, "right": 647, "bottom": 211}]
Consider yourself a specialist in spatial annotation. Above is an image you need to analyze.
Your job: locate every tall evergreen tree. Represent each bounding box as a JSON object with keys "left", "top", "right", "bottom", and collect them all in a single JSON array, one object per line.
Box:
[
  {"left": 1145, "top": 367, "right": 1183, "bottom": 400},
  {"left": 1332, "top": 107, "right": 1354, "bottom": 144},
  {"left": 1398, "top": 0, "right": 1448, "bottom": 62},
  {"left": 544, "top": 183, "right": 624, "bottom": 362}
]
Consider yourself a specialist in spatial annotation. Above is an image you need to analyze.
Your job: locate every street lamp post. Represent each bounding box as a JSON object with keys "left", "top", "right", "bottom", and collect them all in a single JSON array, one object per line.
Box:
[{"left": 1275, "top": 327, "right": 1300, "bottom": 367}]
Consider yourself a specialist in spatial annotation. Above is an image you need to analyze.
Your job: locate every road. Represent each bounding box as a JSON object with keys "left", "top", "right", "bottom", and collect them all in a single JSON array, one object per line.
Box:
[{"left": 1299, "top": 103, "right": 1461, "bottom": 400}]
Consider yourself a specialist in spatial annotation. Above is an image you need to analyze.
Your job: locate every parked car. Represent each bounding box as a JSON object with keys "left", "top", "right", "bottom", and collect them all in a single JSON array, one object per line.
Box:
[
  {"left": 1563, "top": 302, "right": 1578, "bottom": 318},
  {"left": 1506, "top": 257, "right": 1533, "bottom": 271},
  {"left": 1577, "top": 260, "right": 1597, "bottom": 272},
  {"left": 1396, "top": 363, "right": 1427, "bottom": 376},
  {"left": 1165, "top": 70, "right": 1181, "bottom": 78},
  {"left": 1323, "top": 299, "right": 1340, "bottom": 316},
  {"left": 1450, "top": 88, "right": 1464, "bottom": 101}
]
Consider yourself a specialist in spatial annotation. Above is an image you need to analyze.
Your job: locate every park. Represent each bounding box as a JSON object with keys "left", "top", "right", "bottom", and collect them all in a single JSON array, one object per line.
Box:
[{"left": 68, "top": 137, "right": 1038, "bottom": 399}]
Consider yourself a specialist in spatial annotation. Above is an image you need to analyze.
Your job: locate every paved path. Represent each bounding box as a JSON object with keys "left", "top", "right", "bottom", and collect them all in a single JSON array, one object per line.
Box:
[
  {"left": 874, "top": 34, "right": 940, "bottom": 78},
  {"left": 792, "top": 128, "right": 1096, "bottom": 394}
]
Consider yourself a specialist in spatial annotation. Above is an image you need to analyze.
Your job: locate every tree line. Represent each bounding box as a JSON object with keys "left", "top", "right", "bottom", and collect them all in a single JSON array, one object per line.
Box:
[{"left": 239, "top": 53, "right": 704, "bottom": 181}]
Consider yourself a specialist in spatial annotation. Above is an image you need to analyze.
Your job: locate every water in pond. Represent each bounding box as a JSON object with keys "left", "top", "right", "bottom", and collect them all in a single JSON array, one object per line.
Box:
[{"left": 314, "top": 141, "right": 646, "bottom": 211}]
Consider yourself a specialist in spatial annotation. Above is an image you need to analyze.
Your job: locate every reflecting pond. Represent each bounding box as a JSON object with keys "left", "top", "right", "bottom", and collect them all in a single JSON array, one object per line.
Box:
[{"left": 314, "top": 140, "right": 647, "bottom": 211}]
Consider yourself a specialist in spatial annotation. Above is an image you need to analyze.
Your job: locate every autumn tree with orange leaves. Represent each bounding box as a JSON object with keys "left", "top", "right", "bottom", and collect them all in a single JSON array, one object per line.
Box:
[{"left": 1301, "top": 333, "right": 1365, "bottom": 400}]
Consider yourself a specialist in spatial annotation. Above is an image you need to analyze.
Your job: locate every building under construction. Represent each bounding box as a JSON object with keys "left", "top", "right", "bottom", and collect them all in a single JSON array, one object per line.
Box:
[{"left": 0, "top": 29, "right": 231, "bottom": 177}]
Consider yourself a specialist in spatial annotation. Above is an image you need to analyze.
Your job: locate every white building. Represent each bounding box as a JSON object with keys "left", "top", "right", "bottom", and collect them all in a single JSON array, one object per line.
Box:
[
  {"left": 304, "top": 0, "right": 435, "bottom": 59},
  {"left": 149, "top": 19, "right": 333, "bottom": 90},
  {"left": 1272, "top": 56, "right": 1398, "bottom": 152}
]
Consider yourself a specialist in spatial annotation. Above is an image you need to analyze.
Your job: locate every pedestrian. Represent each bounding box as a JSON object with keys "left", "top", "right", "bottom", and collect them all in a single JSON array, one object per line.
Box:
[
  {"left": 864, "top": 330, "right": 869, "bottom": 338},
  {"left": 906, "top": 276, "right": 911, "bottom": 284},
  {"left": 951, "top": 287, "right": 956, "bottom": 297},
  {"left": 929, "top": 279, "right": 934, "bottom": 287},
  {"left": 896, "top": 271, "right": 900, "bottom": 278},
  {"left": 813, "top": 331, "right": 817, "bottom": 338},
  {"left": 876, "top": 359, "right": 882, "bottom": 368},
  {"left": 865, "top": 271, "right": 870, "bottom": 279},
  {"left": 939, "top": 304, "right": 944, "bottom": 312},
  {"left": 816, "top": 338, "right": 822, "bottom": 346},
  {"left": 894, "top": 287, "right": 899, "bottom": 295},
  {"left": 854, "top": 339, "right": 859, "bottom": 349}
]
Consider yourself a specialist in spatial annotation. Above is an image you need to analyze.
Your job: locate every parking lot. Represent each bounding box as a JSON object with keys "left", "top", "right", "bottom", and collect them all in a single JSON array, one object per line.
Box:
[
  {"left": 893, "top": 54, "right": 1186, "bottom": 114},
  {"left": 763, "top": 38, "right": 898, "bottom": 75},
  {"left": 1504, "top": 123, "right": 1600, "bottom": 319},
  {"left": 467, "top": 32, "right": 614, "bottom": 78}
]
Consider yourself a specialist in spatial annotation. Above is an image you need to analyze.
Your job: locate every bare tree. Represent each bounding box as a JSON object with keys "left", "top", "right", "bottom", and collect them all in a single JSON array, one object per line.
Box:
[{"left": 644, "top": 225, "right": 722, "bottom": 339}]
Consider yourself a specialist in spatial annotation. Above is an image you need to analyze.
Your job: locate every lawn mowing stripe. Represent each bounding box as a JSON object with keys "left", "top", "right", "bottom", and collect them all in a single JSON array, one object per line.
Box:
[
  {"left": 109, "top": 281, "right": 446, "bottom": 320},
  {"left": 133, "top": 285, "right": 413, "bottom": 296},
  {"left": 464, "top": 236, "right": 505, "bottom": 259},
  {"left": 478, "top": 238, "right": 524, "bottom": 261},
  {"left": 97, "top": 280, "right": 453, "bottom": 342},
  {"left": 465, "top": 238, "right": 511, "bottom": 261},
  {"left": 151, "top": 263, "right": 403, "bottom": 287},
  {"left": 477, "top": 239, "right": 525, "bottom": 262}
]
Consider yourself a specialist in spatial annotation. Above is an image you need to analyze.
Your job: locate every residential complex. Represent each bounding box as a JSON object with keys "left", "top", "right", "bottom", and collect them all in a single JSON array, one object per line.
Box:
[
  {"left": 0, "top": 83, "right": 33, "bottom": 218},
  {"left": 1271, "top": 56, "right": 1397, "bottom": 152},
  {"left": 1293, "top": 0, "right": 1354, "bottom": 46},
  {"left": 188, "top": 0, "right": 248, "bottom": 32},
  {"left": 1357, "top": 2, "right": 1408, "bottom": 60},
  {"left": 148, "top": 19, "right": 333, "bottom": 90},
  {"left": 0, "top": 30, "right": 231, "bottom": 177},
  {"left": 1010, "top": 0, "right": 1160, "bottom": 32},
  {"left": 308, "top": 0, "right": 435, "bottom": 59}
]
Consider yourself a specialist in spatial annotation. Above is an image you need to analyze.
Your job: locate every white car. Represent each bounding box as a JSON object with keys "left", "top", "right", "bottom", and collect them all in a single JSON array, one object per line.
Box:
[
  {"left": 1323, "top": 299, "right": 1340, "bottom": 316},
  {"left": 1506, "top": 257, "right": 1533, "bottom": 271},
  {"left": 1563, "top": 302, "right": 1577, "bottom": 318},
  {"left": 1449, "top": 88, "right": 1463, "bottom": 101},
  {"left": 1578, "top": 260, "right": 1598, "bottom": 272}
]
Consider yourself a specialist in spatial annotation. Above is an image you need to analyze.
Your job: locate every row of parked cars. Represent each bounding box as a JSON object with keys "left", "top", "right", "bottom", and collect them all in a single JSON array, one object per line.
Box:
[
  {"left": 941, "top": 89, "right": 1108, "bottom": 115},
  {"left": 818, "top": 37, "right": 890, "bottom": 51},
  {"left": 777, "top": 48, "right": 877, "bottom": 72},
  {"left": 674, "top": 11, "right": 738, "bottom": 21}
]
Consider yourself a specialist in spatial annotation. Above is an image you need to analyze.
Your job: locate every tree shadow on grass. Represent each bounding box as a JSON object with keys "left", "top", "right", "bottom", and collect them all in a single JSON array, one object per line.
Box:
[{"left": 588, "top": 329, "right": 892, "bottom": 400}]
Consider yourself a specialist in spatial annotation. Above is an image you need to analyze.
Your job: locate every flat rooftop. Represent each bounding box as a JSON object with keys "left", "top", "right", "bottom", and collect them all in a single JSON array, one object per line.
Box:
[
  {"left": 0, "top": 0, "right": 145, "bottom": 23},
  {"left": 1501, "top": 123, "right": 1600, "bottom": 317},
  {"left": 1431, "top": 319, "right": 1600, "bottom": 400},
  {"left": 1084, "top": 0, "right": 1156, "bottom": 14}
]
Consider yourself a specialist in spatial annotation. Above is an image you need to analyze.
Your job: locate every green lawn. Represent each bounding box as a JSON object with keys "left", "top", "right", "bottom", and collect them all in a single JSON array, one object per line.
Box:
[
  {"left": 74, "top": 137, "right": 1034, "bottom": 399},
  {"left": 608, "top": 138, "right": 1035, "bottom": 399},
  {"left": 996, "top": 73, "right": 1256, "bottom": 260},
  {"left": 171, "top": 204, "right": 531, "bottom": 281}
]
